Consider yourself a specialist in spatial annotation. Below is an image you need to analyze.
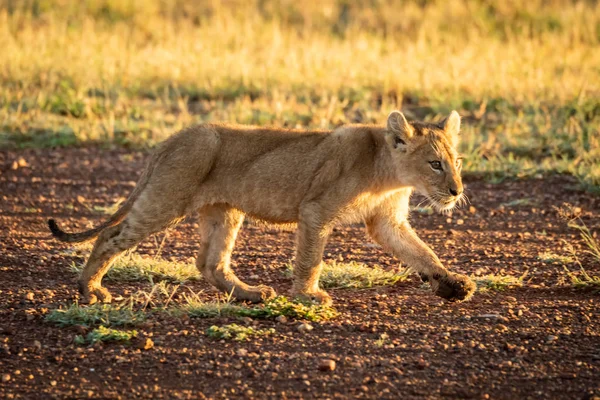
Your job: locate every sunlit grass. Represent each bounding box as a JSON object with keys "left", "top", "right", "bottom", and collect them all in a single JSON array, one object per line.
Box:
[
  {"left": 0, "top": 1, "right": 598, "bottom": 190},
  {"left": 473, "top": 273, "right": 525, "bottom": 292},
  {"left": 538, "top": 251, "right": 575, "bottom": 265},
  {"left": 285, "top": 261, "right": 409, "bottom": 289},
  {"left": 70, "top": 253, "right": 199, "bottom": 283}
]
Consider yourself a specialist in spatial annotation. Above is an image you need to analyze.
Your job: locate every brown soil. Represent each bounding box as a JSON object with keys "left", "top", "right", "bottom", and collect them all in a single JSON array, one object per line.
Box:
[{"left": 1, "top": 148, "right": 599, "bottom": 399}]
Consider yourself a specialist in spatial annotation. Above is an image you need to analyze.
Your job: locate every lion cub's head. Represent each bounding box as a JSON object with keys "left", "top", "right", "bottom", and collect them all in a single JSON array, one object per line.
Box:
[{"left": 385, "top": 110, "right": 464, "bottom": 212}]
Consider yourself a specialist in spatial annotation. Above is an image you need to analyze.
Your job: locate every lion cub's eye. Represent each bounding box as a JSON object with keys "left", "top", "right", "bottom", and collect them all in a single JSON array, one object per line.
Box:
[{"left": 429, "top": 161, "right": 443, "bottom": 171}]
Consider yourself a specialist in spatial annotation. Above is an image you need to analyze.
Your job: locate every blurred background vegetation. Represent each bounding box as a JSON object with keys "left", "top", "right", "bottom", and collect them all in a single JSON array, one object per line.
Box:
[{"left": 0, "top": 0, "right": 598, "bottom": 190}]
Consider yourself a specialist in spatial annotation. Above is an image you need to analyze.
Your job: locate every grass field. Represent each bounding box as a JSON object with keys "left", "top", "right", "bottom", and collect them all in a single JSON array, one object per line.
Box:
[{"left": 0, "top": 0, "right": 599, "bottom": 190}]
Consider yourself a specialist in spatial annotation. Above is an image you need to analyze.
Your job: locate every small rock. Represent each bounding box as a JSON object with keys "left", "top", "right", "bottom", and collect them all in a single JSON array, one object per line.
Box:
[
  {"left": 236, "top": 348, "right": 248, "bottom": 357},
  {"left": 33, "top": 340, "right": 42, "bottom": 352},
  {"left": 2, "top": 374, "right": 10, "bottom": 383},
  {"left": 275, "top": 315, "right": 288, "bottom": 324},
  {"left": 504, "top": 342, "right": 516, "bottom": 351},
  {"left": 11, "top": 157, "right": 29, "bottom": 170},
  {"left": 546, "top": 335, "right": 558, "bottom": 343},
  {"left": 25, "top": 292, "right": 34, "bottom": 301},
  {"left": 138, "top": 338, "right": 154, "bottom": 350},
  {"left": 297, "top": 323, "right": 314, "bottom": 333},
  {"left": 456, "top": 219, "right": 464, "bottom": 225},
  {"left": 240, "top": 317, "right": 253, "bottom": 325},
  {"left": 416, "top": 359, "right": 429, "bottom": 369},
  {"left": 469, "top": 206, "right": 477, "bottom": 214},
  {"left": 318, "top": 359, "right": 336, "bottom": 372},
  {"left": 473, "top": 314, "right": 508, "bottom": 322},
  {"left": 50, "top": 380, "right": 57, "bottom": 386}
]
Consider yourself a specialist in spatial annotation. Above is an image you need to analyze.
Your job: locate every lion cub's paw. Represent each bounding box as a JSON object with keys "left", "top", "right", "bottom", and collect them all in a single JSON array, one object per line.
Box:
[
  {"left": 235, "top": 285, "right": 277, "bottom": 303},
  {"left": 291, "top": 290, "right": 333, "bottom": 307},
  {"left": 432, "top": 273, "right": 476, "bottom": 302},
  {"left": 79, "top": 285, "right": 113, "bottom": 305}
]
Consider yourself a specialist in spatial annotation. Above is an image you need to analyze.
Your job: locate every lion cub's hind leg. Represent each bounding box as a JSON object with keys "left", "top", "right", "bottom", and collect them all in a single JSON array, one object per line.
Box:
[
  {"left": 78, "top": 220, "right": 149, "bottom": 304},
  {"left": 195, "top": 206, "right": 276, "bottom": 302},
  {"left": 78, "top": 200, "right": 186, "bottom": 304}
]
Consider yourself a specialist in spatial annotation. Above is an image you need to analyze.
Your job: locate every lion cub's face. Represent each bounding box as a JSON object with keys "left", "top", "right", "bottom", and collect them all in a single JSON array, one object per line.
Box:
[{"left": 386, "top": 110, "right": 464, "bottom": 212}]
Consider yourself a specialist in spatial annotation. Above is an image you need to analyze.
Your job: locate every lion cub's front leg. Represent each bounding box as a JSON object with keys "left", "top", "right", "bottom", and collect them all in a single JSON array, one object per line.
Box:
[
  {"left": 290, "top": 215, "right": 332, "bottom": 306},
  {"left": 366, "top": 214, "right": 475, "bottom": 302}
]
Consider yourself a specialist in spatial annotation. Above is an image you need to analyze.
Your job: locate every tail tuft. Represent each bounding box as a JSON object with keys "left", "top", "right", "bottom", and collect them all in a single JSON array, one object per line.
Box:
[{"left": 48, "top": 219, "right": 68, "bottom": 241}]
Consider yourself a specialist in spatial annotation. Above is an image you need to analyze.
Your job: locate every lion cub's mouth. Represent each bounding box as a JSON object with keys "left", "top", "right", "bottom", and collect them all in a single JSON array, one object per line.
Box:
[{"left": 430, "top": 197, "right": 458, "bottom": 213}]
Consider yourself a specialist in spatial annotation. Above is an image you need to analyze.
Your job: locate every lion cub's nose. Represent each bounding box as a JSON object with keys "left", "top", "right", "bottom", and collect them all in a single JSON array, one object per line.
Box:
[{"left": 449, "top": 187, "right": 461, "bottom": 196}]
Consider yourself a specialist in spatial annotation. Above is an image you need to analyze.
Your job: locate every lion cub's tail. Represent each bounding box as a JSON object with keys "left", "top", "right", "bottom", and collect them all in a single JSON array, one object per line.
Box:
[{"left": 48, "top": 157, "right": 156, "bottom": 243}]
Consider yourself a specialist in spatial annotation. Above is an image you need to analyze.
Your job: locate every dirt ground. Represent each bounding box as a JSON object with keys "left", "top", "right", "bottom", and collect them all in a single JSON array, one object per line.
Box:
[{"left": 1, "top": 148, "right": 599, "bottom": 399}]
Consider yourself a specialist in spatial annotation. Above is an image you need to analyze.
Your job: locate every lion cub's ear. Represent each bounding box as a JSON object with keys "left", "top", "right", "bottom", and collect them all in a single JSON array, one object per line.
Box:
[
  {"left": 386, "top": 111, "right": 413, "bottom": 152},
  {"left": 441, "top": 110, "right": 461, "bottom": 147}
]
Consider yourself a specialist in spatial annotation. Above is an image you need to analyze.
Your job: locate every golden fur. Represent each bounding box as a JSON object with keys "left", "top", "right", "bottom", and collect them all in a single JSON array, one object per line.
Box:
[{"left": 49, "top": 111, "right": 476, "bottom": 305}]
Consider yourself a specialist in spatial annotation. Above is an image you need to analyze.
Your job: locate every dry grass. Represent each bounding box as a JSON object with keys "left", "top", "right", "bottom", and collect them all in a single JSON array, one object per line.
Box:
[
  {"left": 0, "top": 0, "right": 598, "bottom": 189},
  {"left": 557, "top": 206, "right": 600, "bottom": 290}
]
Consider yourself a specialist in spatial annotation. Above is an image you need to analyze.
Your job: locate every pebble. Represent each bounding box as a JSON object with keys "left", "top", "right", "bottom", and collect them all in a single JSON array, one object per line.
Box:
[
  {"left": 2, "top": 374, "right": 10, "bottom": 382},
  {"left": 473, "top": 314, "right": 508, "bottom": 322},
  {"left": 275, "top": 315, "right": 288, "bottom": 324},
  {"left": 236, "top": 348, "right": 248, "bottom": 357},
  {"left": 318, "top": 359, "right": 336, "bottom": 372},
  {"left": 139, "top": 338, "right": 154, "bottom": 350},
  {"left": 546, "top": 335, "right": 558, "bottom": 343},
  {"left": 50, "top": 380, "right": 57, "bottom": 386},
  {"left": 25, "top": 292, "right": 34, "bottom": 301},
  {"left": 33, "top": 340, "right": 42, "bottom": 351},
  {"left": 297, "top": 323, "right": 314, "bottom": 333},
  {"left": 11, "top": 157, "right": 28, "bottom": 170}
]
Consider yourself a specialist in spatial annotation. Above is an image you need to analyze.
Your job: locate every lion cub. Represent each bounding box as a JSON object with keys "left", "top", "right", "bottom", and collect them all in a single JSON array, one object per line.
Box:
[{"left": 49, "top": 111, "right": 476, "bottom": 306}]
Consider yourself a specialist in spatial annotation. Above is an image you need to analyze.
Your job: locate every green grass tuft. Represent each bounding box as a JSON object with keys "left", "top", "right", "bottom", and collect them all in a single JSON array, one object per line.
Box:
[
  {"left": 182, "top": 295, "right": 338, "bottom": 322},
  {"left": 206, "top": 324, "right": 274, "bottom": 341},
  {"left": 74, "top": 326, "right": 138, "bottom": 345},
  {"left": 46, "top": 302, "right": 146, "bottom": 327}
]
